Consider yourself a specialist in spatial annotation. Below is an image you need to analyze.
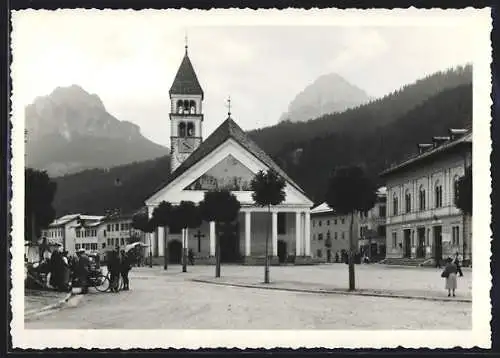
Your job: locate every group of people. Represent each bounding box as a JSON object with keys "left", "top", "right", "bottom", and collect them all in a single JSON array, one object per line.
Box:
[
  {"left": 107, "top": 247, "right": 133, "bottom": 292},
  {"left": 441, "top": 252, "right": 464, "bottom": 297}
]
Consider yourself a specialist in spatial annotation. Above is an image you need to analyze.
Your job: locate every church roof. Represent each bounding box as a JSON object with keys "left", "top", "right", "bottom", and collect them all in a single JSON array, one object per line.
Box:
[
  {"left": 148, "top": 117, "right": 307, "bottom": 200},
  {"left": 169, "top": 51, "right": 204, "bottom": 98}
]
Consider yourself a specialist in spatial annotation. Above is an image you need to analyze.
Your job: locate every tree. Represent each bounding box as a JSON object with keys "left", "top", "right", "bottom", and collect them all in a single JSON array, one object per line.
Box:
[
  {"left": 132, "top": 212, "right": 155, "bottom": 268},
  {"left": 250, "top": 169, "right": 286, "bottom": 284},
  {"left": 199, "top": 190, "right": 241, "bottom": 278},
  {"left": 25, "top": 169, "right": 57, "bottom": 243},
  {"left": 325, "top": 166, "right": 376, "bottom": 291},
  {"left": 151, "top": 201, "right": 173, "bottom": 270},
  {"left": 455, "top": 165, "right": 472, "bottom": 262},
  {"left": 175, "top": 201, "right": 202, "bottom": 273}
]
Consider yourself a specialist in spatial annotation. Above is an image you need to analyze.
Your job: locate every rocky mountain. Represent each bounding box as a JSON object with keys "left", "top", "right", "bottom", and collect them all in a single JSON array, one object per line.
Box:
[
  {"left": 25, "top": 85, "right": 168, "bottom": 176},
  {"left": 279, "top": 73, "right": 371, "bottom": 123}
]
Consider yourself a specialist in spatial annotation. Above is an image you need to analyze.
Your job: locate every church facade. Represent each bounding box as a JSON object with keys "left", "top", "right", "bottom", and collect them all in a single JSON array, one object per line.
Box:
[{"left": 144, "top": 46, "right": 314, "bottom": 265}]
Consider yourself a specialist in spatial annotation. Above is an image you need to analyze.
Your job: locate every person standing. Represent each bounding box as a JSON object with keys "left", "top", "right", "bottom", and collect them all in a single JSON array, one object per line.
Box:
[
  {"left": 108, "top": 248, "right": 121, "bottom": 293},
  {"left": 120, "top": 249, "right": 131, "bottom": 291},
  {"left": 441, "top": 257, "right": 458, "bottom": 297},
  {"left": 454, "top": 252, "right": 464, "bottom": 277},
  {"left": 76, "top": 249, "right": 91, "bottom": 294}
]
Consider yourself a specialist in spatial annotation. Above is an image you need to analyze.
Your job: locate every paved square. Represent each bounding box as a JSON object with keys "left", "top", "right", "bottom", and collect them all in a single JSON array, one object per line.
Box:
[{"left": 25, "top": 264, "right": 471, "bottom": 330}]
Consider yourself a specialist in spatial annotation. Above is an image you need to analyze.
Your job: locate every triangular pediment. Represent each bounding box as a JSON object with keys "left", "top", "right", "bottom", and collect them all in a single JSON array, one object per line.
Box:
[{"left": 184, "top": 154, "right": 254, "bottom": 191}]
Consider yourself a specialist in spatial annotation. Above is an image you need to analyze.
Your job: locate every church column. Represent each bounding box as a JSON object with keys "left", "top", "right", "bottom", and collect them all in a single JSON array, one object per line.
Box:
[
  {"left": 295, "top": 211, "right": 302, "bottom": 256},
  {"left": 304, "top": 211, "right": 311, "bottom": 256},
  {"left": 209, "top": 221, "right": 216, "bottom": 256},
  {"left": 245, "top": 211, "right": 251, "bottom": 256},
  {"left": 158, "top": 227, "right": 165, "bottom": 257},
  {"left": 272, "top": 211, "right": 278, "bottom": 257}
]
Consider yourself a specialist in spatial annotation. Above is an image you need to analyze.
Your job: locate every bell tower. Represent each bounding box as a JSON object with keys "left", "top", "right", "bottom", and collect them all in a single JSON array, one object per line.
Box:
[{"left": 169, "top": 41, "right": 204, "bottom": 172}]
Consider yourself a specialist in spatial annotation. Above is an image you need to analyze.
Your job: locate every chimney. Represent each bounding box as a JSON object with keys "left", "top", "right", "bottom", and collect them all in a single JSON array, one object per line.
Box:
[
  {"left": 432, "top": 136, "right": 450, "bottom": 148},
  {"left": 417, "top": 143, "right": 434, "bottom": 154},
  {"left": 448, "top": 128, "right": 468, "bottom": 140}
]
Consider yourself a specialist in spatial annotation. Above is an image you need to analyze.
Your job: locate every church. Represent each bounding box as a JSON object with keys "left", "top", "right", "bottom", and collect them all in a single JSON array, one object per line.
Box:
[{"left": 144, "top": 44, "right": 314, "bottom": 265}]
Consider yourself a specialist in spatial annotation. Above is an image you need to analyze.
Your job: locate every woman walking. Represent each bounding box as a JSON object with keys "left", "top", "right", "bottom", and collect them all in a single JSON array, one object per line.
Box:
[{"left": 441, "top": 257, "right": 458, "bottom": 297}]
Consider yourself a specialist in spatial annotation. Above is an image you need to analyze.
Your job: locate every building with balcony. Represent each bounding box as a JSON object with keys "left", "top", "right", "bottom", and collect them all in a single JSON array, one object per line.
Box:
[
  {"left": 358, "top": 187, "right": 387, "bottom": 261},
  {"left": 380, "top": 128, "right": 472, "bottom": 265}
]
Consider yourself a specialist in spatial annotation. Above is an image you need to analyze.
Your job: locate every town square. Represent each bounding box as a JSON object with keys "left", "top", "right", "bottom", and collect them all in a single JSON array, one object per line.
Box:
[{"left": 11, "top": 8, "right": 492, "bottom": 350}]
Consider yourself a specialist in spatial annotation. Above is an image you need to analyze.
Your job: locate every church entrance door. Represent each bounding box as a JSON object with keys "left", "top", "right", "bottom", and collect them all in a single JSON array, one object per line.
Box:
[
  {"left": 168, "top": 240, "right": 182, "bottom": 264},
  {"left": 219, "top": 222, "right": 240, "bottom": 263},
  {"left": 277, "top": 240, "right": 287, "bottom": 263}
]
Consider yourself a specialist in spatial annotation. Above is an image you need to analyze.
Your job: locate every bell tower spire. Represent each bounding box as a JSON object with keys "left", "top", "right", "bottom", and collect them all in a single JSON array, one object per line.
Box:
[{"left": 169, "top": 41, "right": 204, "bottom": 173}]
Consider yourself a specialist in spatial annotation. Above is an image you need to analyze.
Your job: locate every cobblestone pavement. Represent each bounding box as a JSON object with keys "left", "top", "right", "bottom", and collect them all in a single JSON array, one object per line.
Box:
[{"left": 25, "top": 265, "right": 471, "bottom": 330}]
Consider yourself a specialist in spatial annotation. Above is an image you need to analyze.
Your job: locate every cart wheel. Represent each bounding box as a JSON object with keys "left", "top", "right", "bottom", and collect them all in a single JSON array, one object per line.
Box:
[{"left": 94, "top": 274, "right": 110, "bottom": 292}]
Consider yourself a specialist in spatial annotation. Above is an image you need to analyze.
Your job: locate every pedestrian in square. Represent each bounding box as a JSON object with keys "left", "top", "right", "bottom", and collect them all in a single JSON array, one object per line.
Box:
[
  {"left": 453, "top": 252, "right": 464, "bottom": 277},
  {"left": 120, "top": 249, "right": 131, "bottom": 291},
  {"left": 76, "top": 249, "right": 90, "bottom": 294},
  {"left": 188, "top": 249, "right": 195, "bottom": 265},
  {"left": 108, "top": 248, "right": 121, "bottom": 293},
  {"left": 441, "top": 257, "right": 458, "bottom": 297}
]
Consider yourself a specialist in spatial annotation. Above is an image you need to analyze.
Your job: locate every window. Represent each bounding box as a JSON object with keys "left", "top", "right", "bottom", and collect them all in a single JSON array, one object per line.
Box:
[
  {"left": 178, "top": 122, "right": 186, "bottom": 137},
  {"left": 392, "top": 193, "right": 399, "bottom": 215},
  {"left": 419, "top": 186, "right": 426, "bottom": 211},
  {"left": 392, "top": 232, "right": 397, "bottom": 248},
  {"left": 334, "top": 219, "right": 338, "bottom": 225},
  {"left": 435, "top": 181, "right": 443, "bottom": 208},
  {"left": 327, "top": 220, "right": 330, "bottom": 226},
  {"left": 115, "top": 223, "right": 119, "bottom": 231},
  {"left": 341, "top": 218, "right": 345, "bottom": 224},
  {"left": 75, "top": 244, "right": 81, "bottom": 250},
  {"left": 104, "top": 230, "right": 106, "bottom": 237},
  {"left": 76, "top": 231, "right": 80, "bottom": 238},
  {"left": 334, "top": 232, "right": 338, "bottom": 240},
  {"left": 107, "top": 238, "right": 111, "bottom": 246},
  {"left": 326, "top": 231, "right": 331, "bottom": 240},
  {"left": 316, "top": 249, "right": 323, "bottom": 258},
  {"left": 405, "top": 189, "right": 411, "bottom": 213},
  {"left": 341, "top": 232, "right": 345, "bottom": 240},
  {"left": 453, "top": 175, "right": 460, "bottom": 205},
  {"left": 91, "top": 243, "right": 98, "bottom": 250},
  {"left": 187, "top": 122, "right": 195, "bottom": 137},
  {"left": 102, "top": 243, "right": 106, "bottom": 249},
  {"left": 377, "top": 225, "right": 386, "bottom": 237},
  {"left": 319, "top": 220, "right": 322, "bottom": 227},
  {"left": 318, "top": 233, "right": 323, "bottom": 241},
  {"left": 84, "top": 243, "right": 90, "bottom": 250},
  {"left": 452, "top": 226, "right": 460, "bottom": 246},
  {"left": 107, "top": 224, "right": 111, "bottom": 232},
  {"left": 379, "top": 205, "right": 386, "bottom": 218},
  {"left": 278, "top": 213, "right": 286, "bottom": 234},
  {"left": 121, "top": 238, "right": 125, "bottom": 245}
]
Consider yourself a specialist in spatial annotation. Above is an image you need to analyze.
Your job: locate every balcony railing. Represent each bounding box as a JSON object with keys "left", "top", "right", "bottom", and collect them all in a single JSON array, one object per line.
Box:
[{"left": 387, "top": 206, "right": 461, "bottom": 225}]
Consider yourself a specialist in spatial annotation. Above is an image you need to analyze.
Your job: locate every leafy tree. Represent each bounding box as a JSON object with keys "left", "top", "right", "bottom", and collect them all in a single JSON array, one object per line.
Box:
[
  {"left": 250, "top": 169, "right": 286, "bottom": 284},
  {"left": 325, "top": 166, "right": 376, "bottom": 291},
  {"left": 455, "top": 166, "right": 472, "bottom": 215},
  {"left": 455, "top": 165, "right": 472, "bottom": 260},
  {"left": 175, "top": 201, "right": 202, "bottom": 273},
  {"left": 132, "top": 212, "right": 156, "bottom": 267},
  {"left": 151, "top": 201, "right": 173, "bottom": 270},
  {"left": 25, "top": 168, "right": 57, "bottom": 243},
  {"left": 199, "top": 190, "right": 241, "bottom": 278}
]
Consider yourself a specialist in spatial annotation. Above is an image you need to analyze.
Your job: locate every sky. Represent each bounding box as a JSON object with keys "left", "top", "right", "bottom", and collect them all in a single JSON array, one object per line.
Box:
[{"left": 11, "top": 9, "right": 484, "bottom": 148}]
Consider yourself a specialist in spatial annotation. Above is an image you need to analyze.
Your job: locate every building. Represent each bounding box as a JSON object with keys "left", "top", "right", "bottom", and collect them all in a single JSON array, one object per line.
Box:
[
  {"left": 380, "top": 129, "right": 472, "bottom": 265},
  {"left": 310, "top": 203, "right": 354, "bottom": 262},
  {"left": 310, "top": 187, "right": 387, "bottom": 263},
  {"left": 357, "top": 187, "right": 387, "bottom": 261},
  {"left": 98, "top": 214, "right": 143, "bottom": 261},
  {"left": 41, "top": 214, "right": 103, "bottom": 255},
  {"left": 144, "top": 44, "right": 314, "bottom": 265}
]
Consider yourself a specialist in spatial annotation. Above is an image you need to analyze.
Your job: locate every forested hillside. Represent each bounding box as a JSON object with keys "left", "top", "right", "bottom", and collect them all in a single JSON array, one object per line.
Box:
[
  {"left": 250, "top": 65, "right": 471, "bottom": 155},
  {"left": 51, "top": 66, "right": 472, "bottom": 215},
  {"left": 276, "top": 84, "right": 472, "bottom": 203}
]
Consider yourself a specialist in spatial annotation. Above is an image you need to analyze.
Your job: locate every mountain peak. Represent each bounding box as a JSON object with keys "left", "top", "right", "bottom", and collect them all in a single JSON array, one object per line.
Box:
[{"left": 279, "top": 73, "right": 371, "bottom": 123}]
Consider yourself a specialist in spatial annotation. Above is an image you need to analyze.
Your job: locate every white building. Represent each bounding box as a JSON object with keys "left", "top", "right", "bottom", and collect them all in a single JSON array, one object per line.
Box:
[
  {"left": 310, "top": 187, "right": 387, "bottom": 263},
  {"left": 380, "top": 129, "right": 472, "bottom": 265},
  {"left": 144, "top": 45, "right": 314, "bottom": 265},
  {"left": 41, "top": 214, "right": 104, "bottom": 256}
]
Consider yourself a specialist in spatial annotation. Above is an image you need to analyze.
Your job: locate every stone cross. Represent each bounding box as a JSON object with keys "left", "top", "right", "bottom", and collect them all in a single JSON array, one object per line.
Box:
[{"left": 194, "top": 230, "right": 205, "bottom": 253}]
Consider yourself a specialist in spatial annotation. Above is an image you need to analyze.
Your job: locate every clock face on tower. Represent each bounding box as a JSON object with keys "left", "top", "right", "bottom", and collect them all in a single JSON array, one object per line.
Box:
[{"left": 178, "top": 137, "right": 195, "bottom": 153}]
